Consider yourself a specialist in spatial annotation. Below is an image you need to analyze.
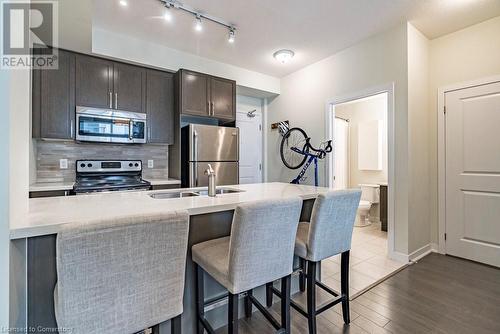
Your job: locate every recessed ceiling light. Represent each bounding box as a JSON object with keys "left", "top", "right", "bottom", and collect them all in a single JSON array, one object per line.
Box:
[
  {"left": 119, "top": 0, "right": 128, "bottom": 7},
  {"left": 194, "top": 15, "right": 203, "bottom": 32},
  {"left": 273, "top": 49, "right": 295, "bottom": 64}
]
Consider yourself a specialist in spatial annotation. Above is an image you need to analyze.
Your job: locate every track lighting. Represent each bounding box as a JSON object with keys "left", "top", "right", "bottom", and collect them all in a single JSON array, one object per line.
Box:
[
  {"left": 228, "top": 28, "right": 235, "bottom": 43},
  {"left": 194, "top": 15, "right": 203, "bottom": 32},
  {"left": 158, "top": 1, "right": 237, "bottom": 43}
]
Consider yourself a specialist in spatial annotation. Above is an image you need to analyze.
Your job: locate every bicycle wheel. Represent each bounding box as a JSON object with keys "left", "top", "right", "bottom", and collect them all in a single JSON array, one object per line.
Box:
[{"left": 280, "top": 127, "right": 308, "bottom": 169}]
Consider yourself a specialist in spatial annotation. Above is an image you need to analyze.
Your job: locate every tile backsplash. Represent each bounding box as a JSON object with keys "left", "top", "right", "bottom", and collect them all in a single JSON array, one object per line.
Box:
[{"left": 35, "top": 140, "right": 169, "bottom": 182}]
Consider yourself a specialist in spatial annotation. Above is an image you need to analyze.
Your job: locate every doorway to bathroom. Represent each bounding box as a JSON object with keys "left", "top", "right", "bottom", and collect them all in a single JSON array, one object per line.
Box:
[{"left": 324, "top": 86, "right": 406, "bottom": 299}]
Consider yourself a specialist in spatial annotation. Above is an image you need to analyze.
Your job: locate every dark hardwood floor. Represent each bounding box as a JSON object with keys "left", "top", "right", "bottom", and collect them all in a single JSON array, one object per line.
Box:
[{"left": 215, "top": 253, "right": 500, "bottom": 333}]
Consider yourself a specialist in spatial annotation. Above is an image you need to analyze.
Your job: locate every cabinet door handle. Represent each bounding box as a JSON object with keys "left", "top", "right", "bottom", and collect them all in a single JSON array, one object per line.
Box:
[
  {"left": 109, "top": 92, "right": 112, "bottom": 108},
  {"left": 211, "top": 102, "right": 214, "bottom": 116},
  {"left": 115, "top": 93, "right": 118, "bottom": 109}
]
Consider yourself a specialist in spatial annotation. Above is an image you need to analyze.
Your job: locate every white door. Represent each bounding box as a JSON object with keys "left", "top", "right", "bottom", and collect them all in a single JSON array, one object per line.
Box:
[
  {"left": 445, "top": 81, "right": 500, "bottom": 267},
  {"left": 236, "top": 111, "right": 263, "bottom": 184}
]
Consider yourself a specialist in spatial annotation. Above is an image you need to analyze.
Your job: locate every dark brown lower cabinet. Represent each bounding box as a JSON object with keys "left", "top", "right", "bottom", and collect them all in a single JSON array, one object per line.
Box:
[
  {"left": 150, "top": 184, "right": 180, "bottom": 191},
  {"left": 29, "top": 190, "right": 72, "bottom": 198},
  {"left": 380, "top": 184, "right": 388, "bottom": 231}
]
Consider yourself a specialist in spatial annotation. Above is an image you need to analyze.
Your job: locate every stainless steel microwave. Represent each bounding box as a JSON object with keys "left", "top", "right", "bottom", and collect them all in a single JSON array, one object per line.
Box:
[{"left": 76, "top": 106, "right": 147, "bottom": 144}]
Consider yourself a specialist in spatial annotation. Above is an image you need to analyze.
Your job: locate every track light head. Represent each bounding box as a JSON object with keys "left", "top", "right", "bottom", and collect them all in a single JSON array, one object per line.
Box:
[
  {"left": 228, "top": 28, "right": 235, "bottom": 43},
  {"left": 194, "top": 14, "right": 203, "bottom": 32}
]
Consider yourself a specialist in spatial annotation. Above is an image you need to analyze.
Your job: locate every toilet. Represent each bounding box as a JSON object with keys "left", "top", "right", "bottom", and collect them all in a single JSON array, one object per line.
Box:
[{"left": 355, "top": 184, "right": 380, "bottom": 227}]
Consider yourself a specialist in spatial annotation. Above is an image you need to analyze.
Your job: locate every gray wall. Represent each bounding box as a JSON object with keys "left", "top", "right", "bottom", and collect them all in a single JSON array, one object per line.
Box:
[{"left": 35, "top": 141, "right": 169, "bottom": 182}]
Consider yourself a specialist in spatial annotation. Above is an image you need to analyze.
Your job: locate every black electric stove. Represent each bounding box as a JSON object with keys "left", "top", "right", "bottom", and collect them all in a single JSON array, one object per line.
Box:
[{"left": 73, "top": 160, "right": 151, "bottom": 194}]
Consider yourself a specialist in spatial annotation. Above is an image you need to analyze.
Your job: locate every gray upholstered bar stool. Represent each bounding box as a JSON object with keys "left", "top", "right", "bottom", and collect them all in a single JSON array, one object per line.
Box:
[
  {"left": 192, "top": 198, "right": 303, "bottom": 334},
  {"left": 54, "top": 211, "right": 190, "bottom": 334},
  {"left": 266, "top": 189, "right": 361, "bottom": 334}
]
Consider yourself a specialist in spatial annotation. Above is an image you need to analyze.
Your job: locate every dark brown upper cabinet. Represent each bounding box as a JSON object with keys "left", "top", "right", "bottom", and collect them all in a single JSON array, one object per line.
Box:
[
  {"left": 75, "top": 55, "right": 113, "bottom": 109},
  {"left": 210, "top": 76, "right": 236, "bottom": 120},
  {"left": 32, "top": 49, "right": 76, "bottom": 139},
  {"left": 180, "top": 70, "right": 209, "bottom": 117},
  {"left": 76, "top": 55, "right": 145, "bottom": 112},
  {"left": 146, "top": 70, "right": 174, "bottom": 144},
  {"left": 113, "top": 63, "right": 145, "bottom": 113},
  {"left": 179, "top": 69, "right": 236, "bottom": 121}
]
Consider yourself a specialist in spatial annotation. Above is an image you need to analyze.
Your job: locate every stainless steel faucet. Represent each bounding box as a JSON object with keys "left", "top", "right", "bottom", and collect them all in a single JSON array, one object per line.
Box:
[{"left": 205, "top": 164, "right": 216, "bottom": 197}]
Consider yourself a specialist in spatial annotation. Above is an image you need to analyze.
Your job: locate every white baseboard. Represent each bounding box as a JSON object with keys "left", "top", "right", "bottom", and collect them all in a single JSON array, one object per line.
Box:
[
  {"left": 409, "top": 243, "right": 438, "bottom": 262},
  {"left": 389, "top": 243, "right": 439, "bottom": 264},
  {"left": 389, "top": 251, "right": 409, "bottom": 263}
]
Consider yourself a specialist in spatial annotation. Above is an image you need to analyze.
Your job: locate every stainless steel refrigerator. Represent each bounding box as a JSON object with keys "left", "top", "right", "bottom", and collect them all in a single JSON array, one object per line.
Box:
[{"left": 181, "top": 124, "right": 239, "bottom": 187}]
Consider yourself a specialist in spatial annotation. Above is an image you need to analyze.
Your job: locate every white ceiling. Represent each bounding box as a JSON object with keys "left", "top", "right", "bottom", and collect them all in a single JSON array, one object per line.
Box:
[{"left": 93, "top": 0, "right": 500, "bottom": 78}]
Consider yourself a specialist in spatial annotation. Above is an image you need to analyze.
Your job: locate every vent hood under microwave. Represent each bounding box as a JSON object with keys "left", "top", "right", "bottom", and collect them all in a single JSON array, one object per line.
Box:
[{"left": 75, "top": 106, "right": 147, "bottom": 144}]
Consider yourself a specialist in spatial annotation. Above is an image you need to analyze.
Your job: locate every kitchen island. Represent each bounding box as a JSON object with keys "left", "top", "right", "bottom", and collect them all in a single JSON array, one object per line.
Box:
[{"left": 11, "top": 182, "right": 329, "bottom": 334}]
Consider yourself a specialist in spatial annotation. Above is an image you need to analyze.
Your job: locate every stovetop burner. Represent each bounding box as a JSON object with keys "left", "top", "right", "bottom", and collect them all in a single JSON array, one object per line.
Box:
[{"left": 73, "top": 160, "right": 151, "bottom": 194}]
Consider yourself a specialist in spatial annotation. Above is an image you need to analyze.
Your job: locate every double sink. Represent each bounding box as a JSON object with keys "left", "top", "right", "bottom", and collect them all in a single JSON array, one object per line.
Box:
[{"left": 150, "top": 187, "right": 244, "bottom": 199}]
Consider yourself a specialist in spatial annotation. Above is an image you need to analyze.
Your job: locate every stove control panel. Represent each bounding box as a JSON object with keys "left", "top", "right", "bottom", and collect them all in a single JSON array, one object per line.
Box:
[{"left": 76, "top": 160, "right": 142, "bottom": 173}]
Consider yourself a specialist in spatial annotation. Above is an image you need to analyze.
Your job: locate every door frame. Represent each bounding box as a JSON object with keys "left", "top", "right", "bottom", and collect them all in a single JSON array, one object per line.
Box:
[
  {"left": 437, "top": 74, "right": 500, "bottom": 254},
  {"left": 324, "top": 82, "right": 396, "bottom": 261},
  {"left": 236, "top": 109, "right": 263, "bottom": 183}
]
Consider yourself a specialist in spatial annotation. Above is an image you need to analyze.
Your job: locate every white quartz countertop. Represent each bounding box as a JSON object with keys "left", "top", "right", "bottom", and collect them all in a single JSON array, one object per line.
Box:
[
  {"left": 13, "top": 183, "right": 328, "bottom": 239},
  {"left": 29, "top": 181, "right": 75, "bottom": 192},
  {"left": 144, "top": 178, "right": 181, "bottom": 185}
]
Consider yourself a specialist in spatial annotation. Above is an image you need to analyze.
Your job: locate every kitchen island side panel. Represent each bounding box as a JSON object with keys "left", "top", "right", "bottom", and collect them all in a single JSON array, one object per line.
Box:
[{"left": 25, "top": 199, "right": 315, "bottom": 334}]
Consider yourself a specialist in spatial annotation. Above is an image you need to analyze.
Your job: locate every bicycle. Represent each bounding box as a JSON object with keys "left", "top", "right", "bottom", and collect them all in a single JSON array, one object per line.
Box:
[{"left": 280, "top": 127, "right": 332, "bottom": 186}]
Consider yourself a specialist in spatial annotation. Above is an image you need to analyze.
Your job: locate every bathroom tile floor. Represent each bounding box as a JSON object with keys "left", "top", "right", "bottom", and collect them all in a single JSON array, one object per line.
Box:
[{"left": 320, "top": 222, "right": 407, "bottom": 299}]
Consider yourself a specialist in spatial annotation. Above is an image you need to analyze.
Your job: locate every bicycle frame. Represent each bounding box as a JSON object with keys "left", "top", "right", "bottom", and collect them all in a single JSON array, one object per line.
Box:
[{"left": 290, "top": 148, "right": 320, "bottom": 186}]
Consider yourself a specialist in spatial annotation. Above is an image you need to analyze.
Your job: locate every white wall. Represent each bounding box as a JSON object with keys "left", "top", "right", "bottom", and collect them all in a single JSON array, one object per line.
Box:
[
  {"left": 335, "top": 94, "right": 388, "bottom": 188},
  {"left": 92, "top": 28, "right": 280, "bottom": 95},
  {"left": 428, "top": 16, "right": 500, "bottom": 245},
  {"left": 0, "top": 62, "right": 10, "bottom": 330},
  {"left": 266, "top": 23, "right": 411, "bottom": 254},
  {"left": 407, "top": 24, "right": 431, "bottom": 252}
]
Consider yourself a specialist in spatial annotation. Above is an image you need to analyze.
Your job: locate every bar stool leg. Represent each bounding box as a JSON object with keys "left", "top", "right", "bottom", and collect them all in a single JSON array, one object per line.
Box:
[
  {"left": 306, "top": 261, "right": 317, "bottom": 334},
  {"left": 280, "top": 275, "right": 291, "bottom": 334},
  {"left": 244, "top": 289, "right": 253, "bottom": 318},
  {"left": 341, "top": 250, "right": 350, "bottom": 324},
  {"left": 265, "top": 282, "right": 273, "bottom": 307},
  {"left": 228, "top": 293, "right": 239, "bottom": 334},
  {"left": 195, "top": 264, "right": 205, "bottom": 334},
  {"left": 171, "top": 315, "right": 182, "bottom": 334},
  {"left": 299, "top": 258, "right": 306, "bottom": 292}
]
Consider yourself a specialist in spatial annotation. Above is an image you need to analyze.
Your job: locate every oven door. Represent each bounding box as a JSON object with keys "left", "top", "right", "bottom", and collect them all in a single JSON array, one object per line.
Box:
[{"left": 76, "top": 113, "right": 146, "bottom": 144}]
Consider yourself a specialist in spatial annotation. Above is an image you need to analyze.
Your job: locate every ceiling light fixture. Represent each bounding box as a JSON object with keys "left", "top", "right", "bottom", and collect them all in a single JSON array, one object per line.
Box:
[
  {"left": 273, "top": 49, "right": 295, "bottom": 64},
  {"left": 194, "top": 14, "right": 203, "bottom": 32},
  {"left": 228, "top": 28, "right": 235, "bottom": 43},
  {"left": 163, "top": 9, "right": 172, "bottom": 21},
  {"left": 158, "top": 1, "right": 237, "bottom": 43},
  {"left": 119, "top": 0, "right": 128, "bottom": 7}
]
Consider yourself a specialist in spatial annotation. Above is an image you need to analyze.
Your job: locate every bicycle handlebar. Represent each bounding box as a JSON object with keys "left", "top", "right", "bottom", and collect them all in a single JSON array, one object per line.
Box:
[{"left": 294, "top": 138, "right": 332, "bottom": 159}]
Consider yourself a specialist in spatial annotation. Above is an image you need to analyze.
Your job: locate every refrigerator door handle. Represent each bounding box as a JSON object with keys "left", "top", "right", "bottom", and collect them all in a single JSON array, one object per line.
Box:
[
  {"left": 193, "top": 130, "right": 198, "bottom": 162},
  {"left": 192, "top": 162, "right": 198, "bottom": 187}
]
